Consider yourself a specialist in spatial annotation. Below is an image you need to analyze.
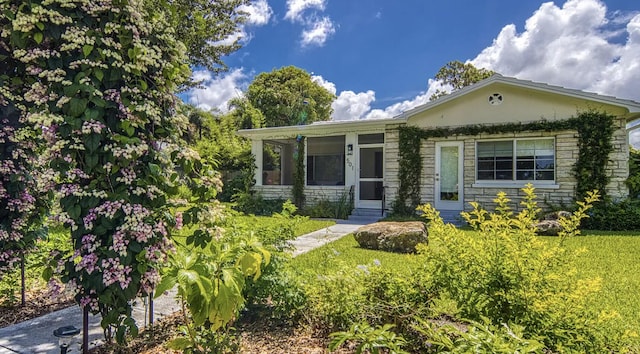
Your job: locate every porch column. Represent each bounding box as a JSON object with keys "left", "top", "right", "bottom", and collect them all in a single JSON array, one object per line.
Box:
[
  {"left": 345, "top": 132, "right": 357, "bottom": 187},
  {"left": 252, "top": 139, "right": 263, "bottom": 186}
]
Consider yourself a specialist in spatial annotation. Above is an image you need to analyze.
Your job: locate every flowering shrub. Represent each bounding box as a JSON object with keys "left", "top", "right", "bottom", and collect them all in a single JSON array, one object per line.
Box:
[
  {"left": 0, "top": 88, "right": 53, "bottom": 282},
  {"left": 0, "top": 0, "right": 201, "bottom": 342},
  {"left": 416, "top": 185, "right": 615, "bottom": 352}
]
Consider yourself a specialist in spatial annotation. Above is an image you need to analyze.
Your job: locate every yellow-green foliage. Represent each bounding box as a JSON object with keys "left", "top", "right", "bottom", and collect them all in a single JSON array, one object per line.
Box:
[{"left": 416, "top": 185, "right": 616, "bottom": 352}]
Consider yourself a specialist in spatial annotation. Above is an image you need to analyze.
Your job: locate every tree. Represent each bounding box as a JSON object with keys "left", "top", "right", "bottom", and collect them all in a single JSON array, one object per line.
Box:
[
  {"left": 429, "top": 61, "right": 495, "bottom": 101},
  {"left": 246, "top": 66, "right": 335, "bottom": 127},
  {"left": 142, "top": 0, "right": 249, "bottom": 72},
  {"left": 1, "top": 0, "right": 221, "bottom": 344}
]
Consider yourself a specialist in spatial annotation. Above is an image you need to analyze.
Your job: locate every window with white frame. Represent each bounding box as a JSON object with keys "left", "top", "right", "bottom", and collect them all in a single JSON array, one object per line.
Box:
[{"left": 476, "top": 138, "right": 555, "bottom": 182}]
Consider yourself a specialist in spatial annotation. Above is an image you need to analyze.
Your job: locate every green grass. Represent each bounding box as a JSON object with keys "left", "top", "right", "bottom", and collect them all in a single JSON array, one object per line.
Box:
[
  {"left": 290, "top": 234, "right": 421, "bottom": 276},
  {"left": 542, "top": 232, "right": 640, "bottom": 330},
  {"left": 293, "top": 230, "right": 640, "bottom": 330},
  {"left": 222, "top": 215, "right": 335, "bottom": 237}
]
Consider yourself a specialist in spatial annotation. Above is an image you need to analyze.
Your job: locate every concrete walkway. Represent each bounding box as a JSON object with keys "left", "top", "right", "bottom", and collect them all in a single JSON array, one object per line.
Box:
[{"left": 0, "top": 217, "right": 377, "bottom": 354}]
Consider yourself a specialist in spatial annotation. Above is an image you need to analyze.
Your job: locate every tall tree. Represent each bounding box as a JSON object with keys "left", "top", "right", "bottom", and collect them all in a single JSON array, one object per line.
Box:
[
  {"left": 246, "top": 66, "right": 335, "bottom": 127},
  {"left": 143, "top": 0, "right": 249, "bottom": 72},
  {"left": 429, "top": 61, "right": 495, "bottom": 101}
]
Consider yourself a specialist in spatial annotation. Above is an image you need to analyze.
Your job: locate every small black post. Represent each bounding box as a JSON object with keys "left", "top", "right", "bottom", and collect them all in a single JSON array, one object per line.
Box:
[
  {"left": 148, "top": 293, "right": 154, "bottom": 325},
  {"left": 83, "top": 306, "right": 89, "bottom": 354},
  {"left": 20, "top": 255, "right": 26, "bottom": 307}
]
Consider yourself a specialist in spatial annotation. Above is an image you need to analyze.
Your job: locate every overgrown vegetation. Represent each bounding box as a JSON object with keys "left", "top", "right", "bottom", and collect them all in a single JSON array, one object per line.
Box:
[
  {"left": 288, "top": 186, "right": 639, "bottom": 353},
  {"left": 300, "top": 191, "right": 353, "bottom": 219},
  {"left": 627, "top": 147, "right": 640, "bottom": 198}
]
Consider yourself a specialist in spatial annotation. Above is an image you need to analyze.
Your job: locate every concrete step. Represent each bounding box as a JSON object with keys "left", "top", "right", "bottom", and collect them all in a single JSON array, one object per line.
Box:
[
  {"left": 438, "top": 210, "right": 465, "bottom": 226},
  {"left": 350, "top": 208, "right": 385, "bottom": 217}
]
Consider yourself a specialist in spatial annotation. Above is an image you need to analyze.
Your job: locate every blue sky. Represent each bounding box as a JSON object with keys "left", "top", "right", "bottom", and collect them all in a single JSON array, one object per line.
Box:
[{"left": 186, "top": 0, "right": 640, "bottom": 145}]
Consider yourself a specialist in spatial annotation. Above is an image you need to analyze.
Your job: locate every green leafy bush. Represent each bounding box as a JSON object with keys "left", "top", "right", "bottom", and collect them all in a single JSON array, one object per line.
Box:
[
  {"left": 414, "top": 317, "right": 544, "bottom": 353},
  {"left": 582, "top": 198, "right": 640, "bottom": 230},
  {"left": 156, "top": 233, "right": 270, "bottom": 353},
  {"left": 301, "top": 192, "right": 353, "bottom": 219},
  {"left": 231, "top": 191, "right": 286, "bottom": 216},
  {"left": 416, "top": 185, "right": 618, "bottom": 352},
  {"left": 329, "top": 322, "right": 409, "bottom": 354},
  {"left": 627, "top": 147, "right": 640, "bottom": 198}
]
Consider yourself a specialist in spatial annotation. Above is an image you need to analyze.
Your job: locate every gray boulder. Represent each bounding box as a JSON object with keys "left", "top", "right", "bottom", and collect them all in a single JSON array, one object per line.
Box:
[
  {"left": 535, "top": 211, "right": 572, "bottom": 236},
  {"left": 354, "top": 221, "right": 428, "bottom": 253},
  {"left": 543, "top": 210, "right": 572, "bottom": 220},
  {"left": 535, "top": 220, "right": 563, "bottom": 236}
]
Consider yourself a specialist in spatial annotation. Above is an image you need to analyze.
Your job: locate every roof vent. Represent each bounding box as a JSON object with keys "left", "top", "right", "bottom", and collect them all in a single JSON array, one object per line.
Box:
[{"left": 488, "top": 93, "right": 503, "bottom": 106}]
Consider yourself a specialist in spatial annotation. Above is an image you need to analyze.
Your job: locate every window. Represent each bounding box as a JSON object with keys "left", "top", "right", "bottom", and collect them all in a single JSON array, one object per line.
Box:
[
  {"left": 306, "top": 136, "right": 345, "bottom": 186},
  {"left": 477, "top": 138, "right": 554, "bottom": 182}
]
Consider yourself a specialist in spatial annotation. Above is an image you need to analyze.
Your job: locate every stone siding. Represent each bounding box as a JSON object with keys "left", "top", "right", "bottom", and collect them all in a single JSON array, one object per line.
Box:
[
  {"left": 383, "top": 124, "right": 403, "bottom": 211},
  {"left": 254, "top": 185, "right": 352, "bottom": 207}
]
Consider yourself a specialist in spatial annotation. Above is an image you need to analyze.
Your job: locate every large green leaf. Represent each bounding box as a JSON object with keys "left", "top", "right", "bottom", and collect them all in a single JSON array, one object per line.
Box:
[
  {"left": 154, "top": 275, "right": 176, "bottom": 299},
  {"left": 68, "top": 98, "right": 88, "bottom": 117}
]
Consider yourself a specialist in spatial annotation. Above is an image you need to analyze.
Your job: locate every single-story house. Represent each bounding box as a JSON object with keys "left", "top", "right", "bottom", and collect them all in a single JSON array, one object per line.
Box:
[{"left": 237, "top": 74, "right": 640, "bottom": 216}]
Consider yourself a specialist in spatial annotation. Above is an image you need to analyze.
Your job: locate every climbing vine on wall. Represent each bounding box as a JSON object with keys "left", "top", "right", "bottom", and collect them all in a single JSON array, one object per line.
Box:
[
  {"left": 394, "top": 111, "right": 616, "bottom": 214},
  {"left": 572, "top": 111, "right": 615, "bottom": 200},
  {"left": 292, "top": 135, "right": 306, "bottom": 208}
]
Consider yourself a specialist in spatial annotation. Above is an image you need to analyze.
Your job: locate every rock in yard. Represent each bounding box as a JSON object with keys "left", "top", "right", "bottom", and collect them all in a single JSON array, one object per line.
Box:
[
  {"left": 543, "top": 210, "right": 572, "bottom": 220},
  {"left": 354, "top": 221, "right": 428, "bottom": 253},
  {"left": 535, "top": 210, "right": 572, "bottom": 236},
  {"left": 535, "top": 220, "right": 563, "bottom": 236}
]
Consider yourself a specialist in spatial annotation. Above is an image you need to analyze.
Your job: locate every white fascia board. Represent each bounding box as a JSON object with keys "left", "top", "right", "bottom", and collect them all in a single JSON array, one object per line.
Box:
[{"left": 237, "top": 117, "right": 406, "bottom": 139}]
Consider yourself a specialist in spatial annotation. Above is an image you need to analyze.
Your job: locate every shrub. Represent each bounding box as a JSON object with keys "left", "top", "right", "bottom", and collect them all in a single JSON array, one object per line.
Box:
[
  {"left": 415, "top": 185, "right": 618, "bottom": 352},
  {"left": 627, "top": 147, "right": 640, "bottom": 198},
  {"left": 301, "top": 192, "right": 353, "bottom": 219},
  {"left": 413, "top": 317, "right": 544, "bottom": 354},
  {"left": 329, "top": 322, "right": 410, "bottom": 354},
  {"left": 231, "top": 191, "right": 285, "bottom": 216},
  {"left": 581, "top": 198, "right": 640, "bottom": 230}
]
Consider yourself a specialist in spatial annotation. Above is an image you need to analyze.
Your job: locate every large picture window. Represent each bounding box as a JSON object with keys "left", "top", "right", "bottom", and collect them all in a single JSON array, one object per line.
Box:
[{"left": 477, "top": 138, "right": 555, "bottom": 182}]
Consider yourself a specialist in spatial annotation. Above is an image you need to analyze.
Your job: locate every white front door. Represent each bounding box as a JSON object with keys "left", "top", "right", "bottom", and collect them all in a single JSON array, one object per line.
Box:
[
  {"left": 435, "top": 141, "right": 464, "bottom": 210},
  {"left": 357, "top": 145, "right": 384, "bottom": 209}
]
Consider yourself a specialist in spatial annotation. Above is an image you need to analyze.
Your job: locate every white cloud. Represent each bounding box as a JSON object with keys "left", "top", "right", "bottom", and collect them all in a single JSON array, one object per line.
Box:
[
  {"left": 311, "top": 74, "right": 337, "bottom": 95},
  {"left": 239, "top": 0, "right": 273, "bottom": 26},
  {"left": 285, "top": 0, "right": 326, "bottom": 22},
  {"left": 186, "top": 69, "right": 247, "bottom": 113},
  {"left": 332, "top": 90, "right": 376, "bottom": 121},
  {"left": 470, "top": 0, "right": 640, "bottom": 102},
  {"left": 301, "top": 17, "right": 336, "bottom": 47},
  {"left": 215, "top": 0, "right": 273, "bottom": 46},
  {"left": 284, "top": 0, "right": 335, "bottom": 47}
]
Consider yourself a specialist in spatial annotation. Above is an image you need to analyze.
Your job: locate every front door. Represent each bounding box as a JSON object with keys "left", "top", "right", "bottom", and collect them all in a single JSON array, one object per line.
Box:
[
  {"left": 358, "top": 146, "right": 384, "bottom": 209},
  {"left": 435, "top": 141, "right": 464, "bottom": 210}
]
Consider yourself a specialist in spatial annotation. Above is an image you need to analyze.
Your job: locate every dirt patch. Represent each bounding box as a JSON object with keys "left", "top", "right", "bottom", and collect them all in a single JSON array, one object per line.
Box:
[{"left": 89, "top": 311, "right": 354, "bottom": 354}]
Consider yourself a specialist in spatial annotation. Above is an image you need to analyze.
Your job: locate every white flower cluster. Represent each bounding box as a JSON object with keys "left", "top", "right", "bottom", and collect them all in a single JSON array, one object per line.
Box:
[
  {"left": 105, "top": 142, "right": 149, "bottom": 160},
  {"left": 60, "top": 26, "right": 95, "bottom": 51},
  {"left": 81, "top": 120, "right": 106, "bottom": 134},
  {"left": 68, "top": 58, "right": 108, "bottom": 70},
  {"left": 37, "top": 68, "right": 67, "bottom": 83},
  {"left": 80, "top": 0, "right": 117, "bottom": 16},
  {"left": 13, "top": 48, "right": 61, "bottom": 63},
  {"left": 115, "top": 168, "right": 136, "bottom": 185},
  {"left": 12, "top": 5, "right": 72, "bottom": 32}
]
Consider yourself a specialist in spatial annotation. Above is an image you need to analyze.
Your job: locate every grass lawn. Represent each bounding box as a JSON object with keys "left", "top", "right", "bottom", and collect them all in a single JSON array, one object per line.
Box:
[
  {"left": 230, "top": 215, "right": 336, "bottom": 237},
  {"left": 293, "top": 230, "right": 640, "bottom": 331},
  {"left": 545, "top": 231, "right": 640, "bottom": 330}
]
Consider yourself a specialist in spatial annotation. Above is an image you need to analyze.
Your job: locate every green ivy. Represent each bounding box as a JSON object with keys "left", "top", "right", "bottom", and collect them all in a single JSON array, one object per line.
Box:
[
  {"left": 292, "top": 136, "right": 306, "bottom": 209},
  {"left": 394, "top": 111, "right": 616, "bottom": 214},
  {"left": 573, "top": 111, "right": 615, "bottom": 200},
  {"left": 627, "top": 147, "right": 640, "bottom": 198}
]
